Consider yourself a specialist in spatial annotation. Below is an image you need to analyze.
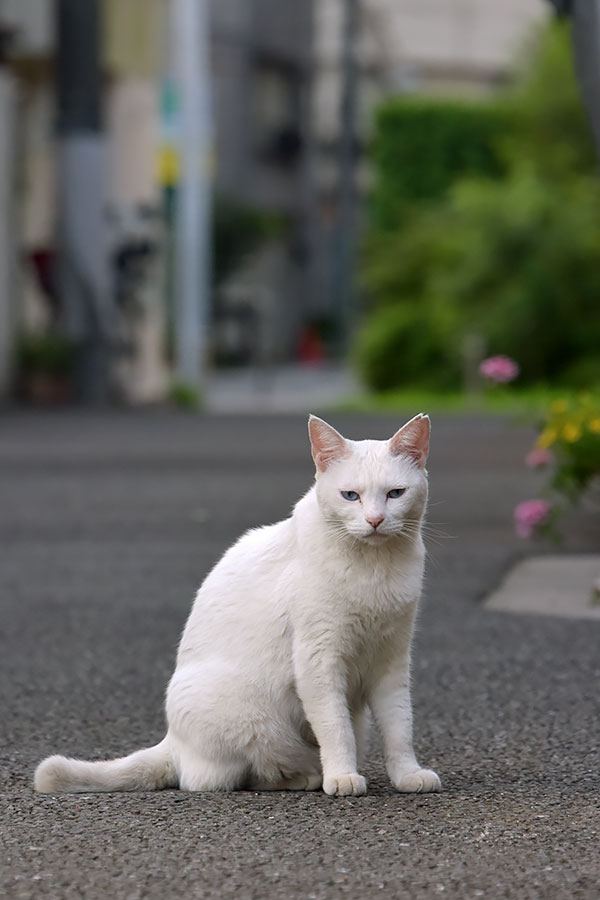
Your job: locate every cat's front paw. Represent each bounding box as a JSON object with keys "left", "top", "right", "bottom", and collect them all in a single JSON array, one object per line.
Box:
[
  {"left": 323, "top": 772, "right": 367, "bottom": 797},
  {"left": 393, "top": 768, "right": 441, "bottom": 793}
]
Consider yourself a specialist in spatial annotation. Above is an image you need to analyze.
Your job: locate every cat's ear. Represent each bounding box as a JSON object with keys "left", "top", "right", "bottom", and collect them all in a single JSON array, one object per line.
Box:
[
  {"left": 308, "top": 415, "right": 349, "bottom": 473},
  {"left": 389, "top": 413, "right": 430, "bottom": 468}
]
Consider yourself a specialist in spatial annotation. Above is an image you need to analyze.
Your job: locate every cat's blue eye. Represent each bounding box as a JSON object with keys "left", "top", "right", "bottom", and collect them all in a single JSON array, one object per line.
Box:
[
  {"left": 341, "top": 490, "right": 360, "bottom": 502},
  {"left": 387, "top": 488, "right": 406, "bottom": 499}
]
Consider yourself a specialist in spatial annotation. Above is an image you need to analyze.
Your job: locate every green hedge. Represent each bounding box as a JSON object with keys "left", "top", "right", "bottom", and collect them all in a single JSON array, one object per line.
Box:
[
  {"left": 370, "top": 98, "right": 510, "bottom": 231},
  {"left": 358, "top": 170, "right": 600, "bottom": 392},
  {"left": 358, "top": 22, "right": 600, "bottom": 393}
]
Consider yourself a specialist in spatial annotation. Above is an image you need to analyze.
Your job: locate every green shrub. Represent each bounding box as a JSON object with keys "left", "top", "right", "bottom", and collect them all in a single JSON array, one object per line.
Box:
[
  {"left": 169, "top": 380, "right": 202, "bottom": 409},
  {"left": 444, "top": 172, "right": 600, "bottom": 385},
  {"left": 213, "top": 196, "right": 286, "bottom": 287},
  {"left": 355, "top": 299, "right": 461, "bottom": 392},
  {"left": 370, "top": 98, "right": 509, "bottom": 231},
  {"left": 358, "top": 21, "right": 600, "bottom": 393},
  {"left": 358, "top": 170, "right": 600, "bottom": 391},
  {"left": 498, "top": 20, "right": 598, "bottom": 179},
  {"left": 17, "top": 332, "right": 76, "bottom": 378}
]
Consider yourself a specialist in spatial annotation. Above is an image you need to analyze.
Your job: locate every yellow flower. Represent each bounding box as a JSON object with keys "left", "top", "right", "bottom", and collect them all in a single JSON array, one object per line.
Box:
[
  {"left": 589, "top": 418, "right": 600, "bottom": 434},
  {"left": 551, "top": 399, "right": 568, "bottom": 414},
  {"left": 562, "top": 423, "right": 581, "bottom": 443},
  {"left": 537, "top": 428, "right": 557, "bottom": 449}
]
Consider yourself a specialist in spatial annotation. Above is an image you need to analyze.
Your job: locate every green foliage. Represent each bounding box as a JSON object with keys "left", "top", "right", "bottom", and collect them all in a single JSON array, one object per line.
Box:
[
  {"left": 17, "top": 332, "right": 75, "bottom": 378},
  {"left": 169, "top": 380, "right": 202, "bottom": 410},
  {"left": 499, "top": 20, "right": 598, "bottom": 178},
  {"left": 358, "top": 20, "right": 600, "bottom": 393},
  {"left": 517, "top": 395, "right": 600, "bottom": 541},
  {"left": 359, "top": 170, "right": 600, "bottom": 390},
  {"left": 355, "top": 299, "right": 461, "bottom": 392},
  {"left": 441, "top": 171, "right": 600, "bottom": 386},
  {"left": 370, "top": 98, "right": 509, "bottom": 231},
  {"left": 213, "top": 196, "right": 286, "bottom": 287},
  {"left": 538, "top": 394, "right": 600, "bottom": 501}
]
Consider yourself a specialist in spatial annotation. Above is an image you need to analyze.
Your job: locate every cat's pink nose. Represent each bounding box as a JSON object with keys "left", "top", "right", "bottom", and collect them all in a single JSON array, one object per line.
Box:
[{"left": 366, "top": 515, "right": 384, "bottom": 530}]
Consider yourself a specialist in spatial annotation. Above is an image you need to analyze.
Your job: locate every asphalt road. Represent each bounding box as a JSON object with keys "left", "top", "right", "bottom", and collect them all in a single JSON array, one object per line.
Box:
[{"left": 1, "top": 411, "right": 599, "bottom": 899}]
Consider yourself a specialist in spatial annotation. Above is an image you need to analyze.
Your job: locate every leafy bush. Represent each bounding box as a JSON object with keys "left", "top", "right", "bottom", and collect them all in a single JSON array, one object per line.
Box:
[
  {"left": 440, "top": 171, "right": 600, "bottom": 386},
  {"left": 498, "top": 20, "right": 598, "bottom": 179},
  {"left": 536, "top": 394, "right": 600, "bottom": 499},
  {"left": 358, "top": 21, "right": 600, "bottom": 393},
  {"left": 213, "top": 196, "right": 286, "bottom": 287},
  {"left": 358, "top": 170, "right": 600, "bottom": 391},
  {"left": 169, "top": 380, "right": 201, "bottom": 410},
  {"left": 370, "top": 99, "right": 509, "bottom": 231},
  {"left": 17, "top": 332, "right": 75, "bottom": 378},
  {"left": 515, "top": 393, "right": 600, "bottom": 541},
  {"left": 355, "top": 299, "right": 461, "bottom": 392}
]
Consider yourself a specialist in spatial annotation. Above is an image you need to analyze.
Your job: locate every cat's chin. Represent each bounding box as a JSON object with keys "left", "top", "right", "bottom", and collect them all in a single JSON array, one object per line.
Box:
[{"left": 356, "top": 531, "right": 394, "bottom": 546}]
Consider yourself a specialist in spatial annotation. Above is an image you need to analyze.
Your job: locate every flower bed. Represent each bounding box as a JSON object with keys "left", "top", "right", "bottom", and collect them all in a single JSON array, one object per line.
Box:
[{"left": 479, "top": 356, "right": 600, "bottom": 540}]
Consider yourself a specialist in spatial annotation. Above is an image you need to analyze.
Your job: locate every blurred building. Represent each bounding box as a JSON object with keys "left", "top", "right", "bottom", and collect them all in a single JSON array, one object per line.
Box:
[
  {"left": 208, "top": 0, "right": 317, "bottom": 365},
  {"left": 308, "top": 0, "right": 549, "bottom": 340},
  {"left": 313, "top": 0, "right": 548, "bottom": 197},
  {"left": 0, "top": 0, "right": 551, "bottom": 402},
  {"left": 0, "top": 0, "right": 50, "bottom": 398},
  {"left": 0, "top": 0, "right": 316, "bottom": 402}
]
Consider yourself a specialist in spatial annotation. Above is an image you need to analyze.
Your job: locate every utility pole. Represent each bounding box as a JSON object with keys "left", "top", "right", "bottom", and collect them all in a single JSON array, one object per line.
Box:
[
  {"left": 171, "top": 0, "right": 212, "bottom": 395},
  {"left": 57, "top": 0, "right": 113, "bottom": 403},
  {"left": 0, "top": 62, "right": 16, "bottom": 400},
  {"left": 332, "top": 0, "right": 360, "bottom": 354},
  {"left": 571, "top": 0, "right": 600, "bottom": 155},
  {"left": 547, "top": 0, "right": 600, "bottom": 156}
]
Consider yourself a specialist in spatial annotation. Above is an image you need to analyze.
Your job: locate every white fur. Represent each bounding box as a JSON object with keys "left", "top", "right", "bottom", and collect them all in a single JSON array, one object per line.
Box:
[{"left": 34, "top": 414, "right": 441, "bottom": 797}]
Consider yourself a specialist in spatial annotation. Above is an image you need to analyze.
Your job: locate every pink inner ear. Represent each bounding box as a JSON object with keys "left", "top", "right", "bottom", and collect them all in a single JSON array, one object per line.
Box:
[
  {"left": 308, "top": 416, "right": 348, "bottom": 472},
  {"left": 389, "top": 415, "right": 430, "bottom": 468}
]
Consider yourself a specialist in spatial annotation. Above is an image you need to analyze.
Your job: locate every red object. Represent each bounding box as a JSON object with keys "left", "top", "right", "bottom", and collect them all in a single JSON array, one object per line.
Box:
[{"left": 298, "top": 326, "right": 325, "bottom": 365}]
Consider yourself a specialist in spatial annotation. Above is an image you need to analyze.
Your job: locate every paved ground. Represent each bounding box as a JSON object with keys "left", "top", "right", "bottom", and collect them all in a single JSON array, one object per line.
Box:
[
  {"left": 0, "top": 410, "right": 599, "bottom": 900},
  {"left": 205, "top": 364, "right": 362, "bottom": 413},
  {"left": 486, "top": 555, "right": 600, "bottom": 620}
]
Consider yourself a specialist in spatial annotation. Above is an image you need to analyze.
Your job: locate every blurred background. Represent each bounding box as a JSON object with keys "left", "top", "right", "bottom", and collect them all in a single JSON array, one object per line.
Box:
[{"left": 0, "top": 0, "right": 598, "bottom": 410}]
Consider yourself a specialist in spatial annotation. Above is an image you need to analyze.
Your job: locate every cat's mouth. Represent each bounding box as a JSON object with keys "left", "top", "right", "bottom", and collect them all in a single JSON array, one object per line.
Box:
[{"left": 358, "top": 530, "right": 392, "bottom": 544}]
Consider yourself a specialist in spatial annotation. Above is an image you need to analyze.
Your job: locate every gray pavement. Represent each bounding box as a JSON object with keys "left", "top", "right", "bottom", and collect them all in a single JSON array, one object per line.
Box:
[
  {"left": 0, "top": 410, "right": 599, "bottom": 900},
  {"left": 206, "top": 364, "right": 362, "bottom": 413}
]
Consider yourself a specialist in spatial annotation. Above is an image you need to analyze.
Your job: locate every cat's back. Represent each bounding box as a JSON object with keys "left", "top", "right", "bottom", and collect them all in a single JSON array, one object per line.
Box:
[
  {"left": 177, "top": 516, "right": 297, "bottom": 660},
  {"left": 209, "top": 515, "right": 296, "bottom": 585}
]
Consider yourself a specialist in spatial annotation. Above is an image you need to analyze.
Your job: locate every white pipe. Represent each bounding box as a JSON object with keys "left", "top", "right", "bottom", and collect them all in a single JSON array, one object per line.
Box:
[{"left": 172, "top": 0, "right": 213, "bottom": 392}]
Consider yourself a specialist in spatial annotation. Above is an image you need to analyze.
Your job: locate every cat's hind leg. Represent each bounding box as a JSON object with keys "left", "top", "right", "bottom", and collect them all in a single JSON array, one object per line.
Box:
[
  {"left": 175, "top": 745, "right": 248, "bottom": 792},
  {"left": 247, "top": 772, "right": 322, "bottom": 791}
]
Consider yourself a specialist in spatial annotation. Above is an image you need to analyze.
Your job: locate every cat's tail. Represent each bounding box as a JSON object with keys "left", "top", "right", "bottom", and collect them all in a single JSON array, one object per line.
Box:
[{"left": 33, "top": 736, "right": 177, "bottom": 793}]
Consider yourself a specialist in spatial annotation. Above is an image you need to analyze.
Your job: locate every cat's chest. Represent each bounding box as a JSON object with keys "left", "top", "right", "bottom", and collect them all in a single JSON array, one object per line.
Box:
[
  {"left": 296, "top": 567, "right": 415, "bottom": 655},
  {"left": 308, "top": 599, "right": 412, "bottom": 699},
  {"left": 321, "top": 552, "right": 423, "bottom": 612}
]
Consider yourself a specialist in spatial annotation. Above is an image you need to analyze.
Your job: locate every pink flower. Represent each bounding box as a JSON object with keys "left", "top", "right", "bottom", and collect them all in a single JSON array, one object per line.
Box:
[
  {"left": 525, "top": 448, "right": 553, "bottom": 469},
  {"left": 514, "top": 499, "right": 552, "bottom": 539},
  {"left": 479, "top": 355, "right": 520, "bottom": 384}
]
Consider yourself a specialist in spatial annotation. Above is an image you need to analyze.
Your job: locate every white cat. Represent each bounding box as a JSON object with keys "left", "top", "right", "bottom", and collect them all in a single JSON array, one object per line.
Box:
[{"left": 34, "top": 414, "right": 441, "bottom": 797}]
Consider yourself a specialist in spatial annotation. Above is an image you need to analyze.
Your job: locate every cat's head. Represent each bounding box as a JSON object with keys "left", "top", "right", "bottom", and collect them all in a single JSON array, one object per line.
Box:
[{"left": 308, "top": 414, "right": 430, "bottom": 545}]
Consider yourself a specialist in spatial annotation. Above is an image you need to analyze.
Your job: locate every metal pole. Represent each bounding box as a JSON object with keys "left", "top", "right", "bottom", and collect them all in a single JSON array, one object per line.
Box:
[
  {"left": 332, "top": 0, "right": 360, "bottom": 354},
  {"left": 172, "top": 0, "right": 212, "bottom": 393},
  {"left": 571, "top": 0, "right": 600, "bottom": 156},
  {"left": 57, "top": 0, "right": 113, "bottom": 404},
  {"left": 0, "top": 69, "right": 17, "bottom": 400}
]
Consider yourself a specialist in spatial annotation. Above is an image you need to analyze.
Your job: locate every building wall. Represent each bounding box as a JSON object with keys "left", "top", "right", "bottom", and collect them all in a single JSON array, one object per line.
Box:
[
  {"left": 210, "top": 0, "right": 318, "bottom": 356},
  {"left": 0, "top": 0, "right": 54, "bottom": 56},
  {"left": 211, "top": 0, "right": 314, "bottom": 213},
  {"left": 389, "top": 0, "right": 547, "bottom": 82},
  {"left": 310, "top": 0, "right": 551, "bottom": 330},
  {"left": 314, "top": 0, "right": 549, "bottom": 158},
  {"left": 3, "top": 0, "right": 319, "bottom": 372}
]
